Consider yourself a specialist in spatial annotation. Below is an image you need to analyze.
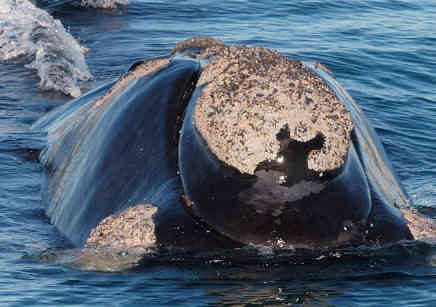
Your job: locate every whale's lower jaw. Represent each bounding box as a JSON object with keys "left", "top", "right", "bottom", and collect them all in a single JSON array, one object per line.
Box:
[
  {"left": 34, "top": 37, "right": 413, "bottom": 250},
  {"left": 179, "top": 113, "right": 372, "bottom": 249}
]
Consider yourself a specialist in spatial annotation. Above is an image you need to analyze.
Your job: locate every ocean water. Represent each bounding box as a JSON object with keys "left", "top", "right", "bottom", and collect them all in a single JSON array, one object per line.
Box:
[{"left": 0, "top": 0, "right": 436, "bottom": 305}]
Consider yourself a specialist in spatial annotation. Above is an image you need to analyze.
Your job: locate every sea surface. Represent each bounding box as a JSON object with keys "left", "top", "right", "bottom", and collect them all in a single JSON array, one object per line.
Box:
[{"left": 0, "top": 0, "right": 436, "bottom": 305}]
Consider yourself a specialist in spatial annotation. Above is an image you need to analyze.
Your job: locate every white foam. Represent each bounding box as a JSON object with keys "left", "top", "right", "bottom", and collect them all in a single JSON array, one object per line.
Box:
[
  {"left": 80, "top": 0, "right": 129, "bottom": 8},
  {"left": 0, "top": 0, "right": 92, "bottom": 97}
]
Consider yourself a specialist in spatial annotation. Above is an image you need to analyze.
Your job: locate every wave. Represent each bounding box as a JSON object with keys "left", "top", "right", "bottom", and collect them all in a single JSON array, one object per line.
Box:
[{"left": 0, "top": 0, "right": 92, "bottom": 97}]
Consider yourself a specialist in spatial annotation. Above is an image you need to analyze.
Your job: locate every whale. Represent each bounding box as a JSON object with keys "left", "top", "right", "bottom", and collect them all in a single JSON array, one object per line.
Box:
[{"left": 33, "top": 37, "right": 425, "bottom": 251}]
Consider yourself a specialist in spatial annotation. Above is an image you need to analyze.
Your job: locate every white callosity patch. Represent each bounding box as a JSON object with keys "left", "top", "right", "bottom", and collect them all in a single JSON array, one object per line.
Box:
[
  {"left": 80, "top": 0, "right": 129, "bottom": 8},
  {"left": 85, "top": 204, "right": 157, "bottom": 249},
  {"left": 194, "top": 45, "right": 354, "bottom": 175},
  {"left": 0, "top": 0, "right": 92, "bottom": 97},
  {"left": 171, "top": 36, "right": 225, "bottom": 55},
  {"left": 400, "top": 208, "right": 436, "bottom": 241}
]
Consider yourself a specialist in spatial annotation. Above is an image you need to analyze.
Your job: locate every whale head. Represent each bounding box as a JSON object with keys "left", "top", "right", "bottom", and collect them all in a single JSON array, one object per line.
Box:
[
  {"left": 175, "top": 40, "right": 374, "bottom": 249},
  {"left": 35, "top": 37, "right": 413, "bottom": 250}
]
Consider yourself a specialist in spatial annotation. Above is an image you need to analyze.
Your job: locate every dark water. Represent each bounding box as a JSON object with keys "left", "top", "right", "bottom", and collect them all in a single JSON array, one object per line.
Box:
[{"left": 1, "top": 0, "right": 436, "bottom": 305}]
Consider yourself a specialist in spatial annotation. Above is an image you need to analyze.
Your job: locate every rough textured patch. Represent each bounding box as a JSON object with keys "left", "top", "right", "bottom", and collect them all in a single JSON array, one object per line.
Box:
[
  {"left": 85, "top": 204, "right": 157, "bottom": 249},
  {"left": 401, "top": 208, "right": 436, "bottom": 240},
  {"left": 94, "top": 58, "right": 170, "bottom": 106},
  {"left": 171, "top": 36, "right": 225, "bottom": 55},
  {"left": 194, "top": 44, "right": 353, "bottom": 174}
]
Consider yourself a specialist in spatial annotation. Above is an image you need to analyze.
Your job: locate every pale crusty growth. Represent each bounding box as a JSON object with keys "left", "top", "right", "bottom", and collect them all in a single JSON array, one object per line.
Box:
[
  {"left": 401, "top": 208, "right": 436, "bottom": 240},
  {"left": 94, "top": 58, "right": 170, "bottom": 106},
  {"left": 194, "top": 45, "right": 354, "bottom": 174},
  {"left": 85, "top": 204, "right": 157, "bottom": 249},
  {"left": 171, "top": 36, "right": 225, "bottom": 55}
]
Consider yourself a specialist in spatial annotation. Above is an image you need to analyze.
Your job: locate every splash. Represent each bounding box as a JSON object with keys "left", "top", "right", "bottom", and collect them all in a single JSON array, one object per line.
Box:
[
  {"left": 0, "top": 0, "right": 92, "bottom": 97},
  {"left": 80, "top": 0, "right": 129, "bottom": 9}
]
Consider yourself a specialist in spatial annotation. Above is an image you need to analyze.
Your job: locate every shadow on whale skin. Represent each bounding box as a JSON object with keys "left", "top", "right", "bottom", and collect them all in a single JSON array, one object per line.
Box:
[{"left": 33, "top": 37, "right": 432, "bottom": 253}]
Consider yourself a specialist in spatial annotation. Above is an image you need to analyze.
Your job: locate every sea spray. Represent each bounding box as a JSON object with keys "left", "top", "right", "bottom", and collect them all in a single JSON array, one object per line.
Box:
[{"left": 0, "top": 0, "right": 92, "bottom": 97}]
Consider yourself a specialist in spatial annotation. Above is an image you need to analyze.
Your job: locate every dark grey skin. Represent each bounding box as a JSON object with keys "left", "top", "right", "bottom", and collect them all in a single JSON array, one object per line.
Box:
[{"left": 33, "top": 46, "right": 414, "bottom": 251}]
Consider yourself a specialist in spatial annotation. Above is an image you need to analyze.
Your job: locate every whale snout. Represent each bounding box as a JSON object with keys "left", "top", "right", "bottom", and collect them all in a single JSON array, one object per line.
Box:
[{"left": 177, "top": 40, "right": 372, "bottom": 249}]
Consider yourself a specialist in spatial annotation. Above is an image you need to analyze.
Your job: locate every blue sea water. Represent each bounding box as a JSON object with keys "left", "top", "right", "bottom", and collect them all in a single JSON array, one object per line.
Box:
[{"left": 0, "top": 0, "right": 436, "bottom": 305}]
